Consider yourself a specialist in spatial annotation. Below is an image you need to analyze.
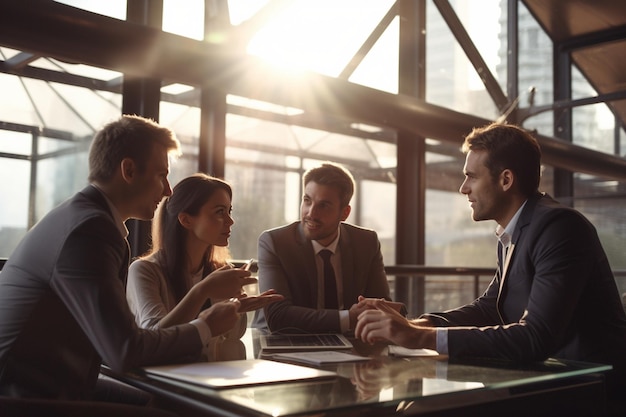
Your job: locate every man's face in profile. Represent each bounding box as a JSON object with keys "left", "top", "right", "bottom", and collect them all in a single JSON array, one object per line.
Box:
[
  {"left": 459, "top": 149, "right": 506, "bottom": 223},
  {"left": 128, "top": 144, "right": 173, "bottom": 220}
]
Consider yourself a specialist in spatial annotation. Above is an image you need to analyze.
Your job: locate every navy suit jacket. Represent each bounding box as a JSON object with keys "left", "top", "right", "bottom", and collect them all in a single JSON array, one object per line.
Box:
[
  {"left": 424, "top": 192, "right": 626, "bottom": 370},
  {"left": 0, "top": 186, "right": 202, "bottom": 399},
  {"left": 253, "top": 221, "right": 391, "bottom": 333}
]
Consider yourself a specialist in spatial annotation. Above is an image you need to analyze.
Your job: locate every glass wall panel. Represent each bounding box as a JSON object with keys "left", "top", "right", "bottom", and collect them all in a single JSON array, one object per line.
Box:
[
  {"left": 424, "top": 275, "right": 493, "bottom": 313},
  {"left": 361, "top": 180, "right": 396, "bottom": 264},
  {"left": 573, "top": 103, "right": 617, "bottom": 154},
  {"left": 0, "top": 62, "right": 122, "bottom": 257},
  {"left": 571, "top": 67, "right": 618, "bottom": 155},
  {"left": 574, "top": 178, "right": 626, "bottom": 298},
  {"left": 348, "top": 16, "right": 399, "bottom": 94},
  {"left": 0, "top": 157, "right": 29, "bottom": 258},
  {"left": 54, "top": 0, "right": 127, "bottom": 19},
  {"left": 0, "top": 72, "right": 40, "bottom": 127},
  {"left": 35, "top": 145, "right": 89, "bottom": 220},
  {"left": 497, "top": 1, "right": 554, "bottom": 136},
  {"left": 426, "top": 188, "right": 495, "bottom": 268},
  {"left": 163, "top": 0, "right": 204, "bottom": 40},
  {"left": 0, "top": 131, "right": 89, "bottom": 258},
  {"left": 224, "top": 111, "right": 396, "bottom": 263},
  {"left": 239, "top": 0, "right": 396, "bottom": 81},
  {"left": 160, "top": 100, "right": 202, "bottom": 187},
  {"left": 427, "top": 0, "right": 500, "bottom": 120},
  {"left": 0, "top": 129, "right": 31, "bottom": 155},
  {"left": 225, "top": 160, "right": 295, "bottom": 261}
]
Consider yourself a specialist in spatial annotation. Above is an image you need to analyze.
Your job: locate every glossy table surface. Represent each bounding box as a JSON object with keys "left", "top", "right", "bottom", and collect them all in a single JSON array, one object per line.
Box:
[{"left": 107, "top": 328, "right": 612, "bottom": 417}]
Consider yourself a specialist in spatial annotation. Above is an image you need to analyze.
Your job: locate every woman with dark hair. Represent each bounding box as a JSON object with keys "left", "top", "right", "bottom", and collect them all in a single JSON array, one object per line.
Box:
[{"left": 127, "top": 173, "right": 278, "bottom": 360}]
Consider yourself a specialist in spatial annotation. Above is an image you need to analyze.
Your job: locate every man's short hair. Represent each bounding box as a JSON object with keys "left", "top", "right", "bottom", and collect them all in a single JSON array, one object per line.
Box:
[
  {"left": 303, "top": 162, "right": 355, "bottom": 207},
  {"left": 462, "top": 123, "right": 541, "bottom": 197},
  {"left": 88, "top": 114, "right": 181, "bottom": 183}
]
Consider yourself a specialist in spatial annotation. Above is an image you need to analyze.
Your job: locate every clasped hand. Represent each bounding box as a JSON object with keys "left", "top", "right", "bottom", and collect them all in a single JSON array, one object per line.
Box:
[{"left": 354, "top": 297, "right": 435, "bottom": 350}]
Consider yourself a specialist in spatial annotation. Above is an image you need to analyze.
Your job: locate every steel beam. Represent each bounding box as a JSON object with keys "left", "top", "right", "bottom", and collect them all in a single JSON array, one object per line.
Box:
[{"left": 1, "top": 0, "right": 626, "bottom": 181}]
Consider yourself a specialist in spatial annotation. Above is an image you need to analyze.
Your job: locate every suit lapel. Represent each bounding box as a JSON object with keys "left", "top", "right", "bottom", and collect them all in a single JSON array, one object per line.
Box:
[
  {"left": 337, "top": 224, "right": 354, "bottom": 306},
  {"left": 296, "top": 223, "right": 320, "bottom": 307},
  {"left": 496, "top": 192, "right": 543, "bottom": 322}
]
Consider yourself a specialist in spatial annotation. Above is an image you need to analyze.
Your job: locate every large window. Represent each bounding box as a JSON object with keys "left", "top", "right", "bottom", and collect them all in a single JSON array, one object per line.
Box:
[
  {"left": 0, "top": 49, "right": 122, "bottom": 257},
  {"left": 1, "top": 1, "right": 624, "bottom": 315},
  {"left": 221, "top": 105, "right": 398, "bottom": 261}
]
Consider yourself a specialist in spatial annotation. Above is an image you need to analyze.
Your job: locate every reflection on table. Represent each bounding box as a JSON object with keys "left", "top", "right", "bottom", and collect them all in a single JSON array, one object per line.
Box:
[{"left": 103, "top": 327, "right": 611, "bottom": 417}]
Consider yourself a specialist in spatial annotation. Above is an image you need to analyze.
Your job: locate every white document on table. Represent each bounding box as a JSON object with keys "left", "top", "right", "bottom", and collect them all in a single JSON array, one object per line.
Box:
[{"left": 144, "top": 359, "right": 336, "bottom": 389}]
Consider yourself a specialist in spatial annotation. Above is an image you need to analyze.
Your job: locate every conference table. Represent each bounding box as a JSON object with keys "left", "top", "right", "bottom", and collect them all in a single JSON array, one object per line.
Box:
[{"left": 103, "top": 328, "right": 612, "bottom": 417}]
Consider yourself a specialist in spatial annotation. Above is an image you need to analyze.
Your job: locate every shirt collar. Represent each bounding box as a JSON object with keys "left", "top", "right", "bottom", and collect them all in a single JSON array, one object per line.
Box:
[
  {"left": 311, "top": 226, "right": 341, "bottom": 254},
  {"left": 90, "top": 183, "right": 129, "bottom": 239},
  {"left": 495, "top": 200, "right": 527, "bottom": 246}
]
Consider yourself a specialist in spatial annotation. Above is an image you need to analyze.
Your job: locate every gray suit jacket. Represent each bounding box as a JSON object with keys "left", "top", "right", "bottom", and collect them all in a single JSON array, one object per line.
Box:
[
  {"left": 424, "top": 192, "right": 626, "bottom": 370},
  {"left": 0, "top": 186, "right": 202, "bottom": 399},
  {"left": 253, "top": 221, "right": 391, "bottom": 333}
]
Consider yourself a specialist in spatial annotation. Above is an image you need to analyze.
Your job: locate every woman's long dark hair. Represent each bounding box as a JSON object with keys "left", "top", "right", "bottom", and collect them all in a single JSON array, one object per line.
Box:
[{"left": 145, "top": 173, "right": 233, "bottom": 302}]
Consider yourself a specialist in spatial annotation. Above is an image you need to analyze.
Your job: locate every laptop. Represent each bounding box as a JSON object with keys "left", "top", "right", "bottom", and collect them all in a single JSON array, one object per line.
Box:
[
  {"left": 143, "top": 359, "right": 336, "bottom": 389},
  {"left": 259, "top": 333, "right": 353, "bottom": 352}
]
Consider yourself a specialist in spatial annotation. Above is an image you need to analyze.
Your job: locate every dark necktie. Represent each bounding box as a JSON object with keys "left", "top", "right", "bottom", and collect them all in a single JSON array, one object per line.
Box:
[
  {"left": 497, "top": 241, "right": 508, "bottom": 277},
  {"left": 497, "top": 241, "right": 503, "bottom": 276},
  {"left": 319, "top": 249, "right": 338, "bottom": 309}
]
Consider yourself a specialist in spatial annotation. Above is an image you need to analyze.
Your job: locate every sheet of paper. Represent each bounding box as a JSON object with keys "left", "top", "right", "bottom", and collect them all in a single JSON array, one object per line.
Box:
[
  {"left": 144, "top": 359, "right": 336, "bottom": 389},
  {"left": 273, "top": 350, "right": 371, "bottom": 365},
  {"left": 388, "top": 346, "right": 439, "bottom": 357}
]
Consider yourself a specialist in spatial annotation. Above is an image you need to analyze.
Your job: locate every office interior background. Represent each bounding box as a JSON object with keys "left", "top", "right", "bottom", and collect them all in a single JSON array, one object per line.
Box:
[{"left": 1, "top": 0, "right": 625, "bottom": 317}]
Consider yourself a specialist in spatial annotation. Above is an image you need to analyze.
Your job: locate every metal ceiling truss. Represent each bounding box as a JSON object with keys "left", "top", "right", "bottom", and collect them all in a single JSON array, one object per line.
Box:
[{"left": 0, "top": 0, "right": 625, "bottom": 184}]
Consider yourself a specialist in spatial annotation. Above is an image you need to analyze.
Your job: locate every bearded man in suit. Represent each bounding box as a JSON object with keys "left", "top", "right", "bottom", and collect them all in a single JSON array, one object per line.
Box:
[{"left": 253, "top": 162, "right": 393, "bottom": 334}]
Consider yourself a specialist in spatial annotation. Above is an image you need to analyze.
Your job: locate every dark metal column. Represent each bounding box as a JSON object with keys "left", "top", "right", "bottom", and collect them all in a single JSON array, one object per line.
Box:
[
  {"left": 199, "top": 90, "right": 227, "bottom": 177},
  {"left": 199, "top": 0, "right": 230, "bottom": 177},
  {"left": 615, "top": 119, "right": 621, "bottom": 157},
  {"left": 506, "top": 0, "right": 519, "bottom": 122},
  {"left": 553, "top": 44, "right": 574, "bottom": 205},
  {"left": 123, "top": 0, "right": 164, "bottom": 258},
  {"left": 28, "top": 131, "right": 39, "bottom": 229},
  {"left": 396, "top": 0, "right": 426, "bottom": 316}
]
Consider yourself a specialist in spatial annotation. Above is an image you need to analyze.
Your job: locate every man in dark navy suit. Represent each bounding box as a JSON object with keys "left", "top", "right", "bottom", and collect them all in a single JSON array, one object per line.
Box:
[{"left": 356, "top": 122, "right": 626, "bottom": 405}]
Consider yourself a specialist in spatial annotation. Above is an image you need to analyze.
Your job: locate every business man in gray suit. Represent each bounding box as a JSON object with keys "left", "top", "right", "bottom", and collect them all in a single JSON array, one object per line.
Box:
[
  {"left": 0, "top": 115, "right": 281, "bottom": 413},
  {"left": 253, "top": 162, "right": 392, "bottom": 334},
  {"left": 356, "top": 123, "right": 626, "bottom": 408}
]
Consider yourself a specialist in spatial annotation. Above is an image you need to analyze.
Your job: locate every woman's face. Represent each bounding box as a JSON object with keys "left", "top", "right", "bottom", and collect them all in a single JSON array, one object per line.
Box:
[{"left": 183, "top": 188, "right": 234, "bottom": 248}]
